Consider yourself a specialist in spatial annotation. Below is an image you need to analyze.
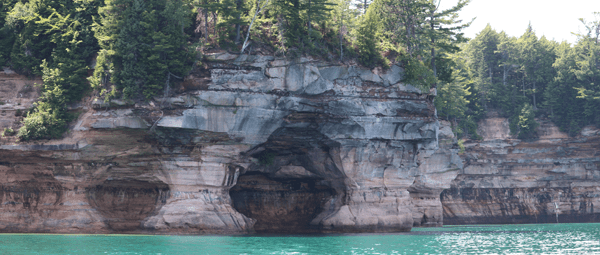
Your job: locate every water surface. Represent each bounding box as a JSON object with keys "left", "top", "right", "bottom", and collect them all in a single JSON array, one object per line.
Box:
[{"left": 1, "top": 223, "right": 599, "bottom": 254}]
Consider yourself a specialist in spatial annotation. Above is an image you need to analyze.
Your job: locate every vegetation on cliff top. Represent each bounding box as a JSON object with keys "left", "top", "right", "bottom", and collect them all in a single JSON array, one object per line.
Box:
[
  {"left": 442, "top": 16, "right": 600, "bottom": 139},
  {"left": 0, "top": 0, "right": 598, "bottom": 141}
]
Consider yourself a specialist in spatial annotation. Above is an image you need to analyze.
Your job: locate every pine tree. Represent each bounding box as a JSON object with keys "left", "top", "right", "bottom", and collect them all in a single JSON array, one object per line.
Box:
[
  {"left": 0, "top": 0, "right": 19, "bottom": 67},
  {"left": 92, "top": 0, "right": 193, "bottom": 100},
  {"left": 330, "top": 0, "right": 358, "bottom": 61},
  {"left": 274, "top": 0, "right": 305, "bottom": 49},
  {"left": 304, "top": 0, "right": 334, "bottom": 41},
  {"left": 354, "top": 2, "right": 383, "bottom": 67}
]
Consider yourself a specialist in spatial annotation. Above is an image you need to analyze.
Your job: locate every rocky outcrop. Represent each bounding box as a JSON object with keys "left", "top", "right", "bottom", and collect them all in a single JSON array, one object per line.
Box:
[
  {"left": 0, "top": 54, "right": 459, "bottom": 234},
  {"left": 441, "top": 117, "right": 600, "bottom": 224}
]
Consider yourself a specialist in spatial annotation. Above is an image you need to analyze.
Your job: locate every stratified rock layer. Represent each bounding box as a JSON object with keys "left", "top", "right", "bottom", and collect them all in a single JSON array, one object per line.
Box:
[
  {"left": 441, "top": 118, "right": 600, "bottom": 224},
  {"left": 0, "top": 54, "right": 458, "bottom": 234}
]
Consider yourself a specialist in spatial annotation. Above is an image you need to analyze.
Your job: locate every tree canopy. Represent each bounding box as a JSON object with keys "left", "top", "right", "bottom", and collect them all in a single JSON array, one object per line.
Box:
[{"left": 0, "top": 0, "right": 598, "bottom": 141}]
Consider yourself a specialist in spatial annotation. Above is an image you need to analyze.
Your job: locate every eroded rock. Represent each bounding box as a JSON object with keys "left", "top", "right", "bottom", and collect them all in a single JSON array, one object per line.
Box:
[
  {"left": 441, "top": 119, "right": 600, "bottom": 225},
  {"left": 0, "top": 53, "right": 455, "bottom": 234}
]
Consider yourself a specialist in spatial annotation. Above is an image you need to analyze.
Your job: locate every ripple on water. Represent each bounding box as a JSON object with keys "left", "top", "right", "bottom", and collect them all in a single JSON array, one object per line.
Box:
[{"left": 0, "top": 223, "right": 599, "bottom": 254}]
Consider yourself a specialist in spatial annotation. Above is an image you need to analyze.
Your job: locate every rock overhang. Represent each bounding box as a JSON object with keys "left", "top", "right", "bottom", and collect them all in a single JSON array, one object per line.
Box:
[{"left": 0, "top": 53, "right": 460, "bottom": 234}]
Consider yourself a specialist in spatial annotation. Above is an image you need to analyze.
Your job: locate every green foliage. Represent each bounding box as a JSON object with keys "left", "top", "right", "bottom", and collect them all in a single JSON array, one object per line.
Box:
[
  {"left": 0, "top": 0, "right": 18, "bottom": 67},
  {"left": 400, "top": 53, "right": 436, "bottom": 89},
  {"left": 354, "top": 4, "right": 383, "bottom": 67},
  {"left": 1, "top": 127, "right": 15, "bottom": 137},
  {"left": 17, "top": 107, "right": 68, "bottom": 140},
  {"left": 543, "top": 42, "right": 584, "bottom": 135},
  {"left": 451, "top": 16, "right": 600, "bottom": 139},
  {"left": 215, "top": 0, "right": 249, "bottom": 45},
  {"left": 435, "top": 50, "right": 481, "bottom": 139},
  {"left": 18, "top": 62, "right": 72, "bottom": 140},
  {"left": 1, "top": 0, "right": 101, "bottom": 140},
  {"left": 455, "top": 23, "right": 560, "bottom": 139},
  {"left": 329, "top": 0, "right": 358, "bottom": 60},
  {"left": 517, "top": 103, "right": 538, "bottom": 139},
  {"left": 93, "top": 0, "right": 193, "bottom": 100},
  {"left": 457, "top": 139, "right": 465, "bottom": 153},
  {"left": 274, "top": 0, "right": 305, "bottom": 49}
]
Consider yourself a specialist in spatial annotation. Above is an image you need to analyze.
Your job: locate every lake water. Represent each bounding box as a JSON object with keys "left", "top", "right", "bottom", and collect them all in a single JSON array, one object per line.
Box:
[{"left": 1, "top": 223, "right": 599, "bottom": 254}]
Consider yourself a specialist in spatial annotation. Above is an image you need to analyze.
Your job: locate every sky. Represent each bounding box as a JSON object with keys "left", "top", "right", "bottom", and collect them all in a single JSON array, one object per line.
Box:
[{"left": 439, "top": 0, "right": 600, "bottom": 44}]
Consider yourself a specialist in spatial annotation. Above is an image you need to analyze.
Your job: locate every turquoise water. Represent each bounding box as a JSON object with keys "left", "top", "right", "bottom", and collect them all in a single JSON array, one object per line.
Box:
[{"left": 1, "top": 223, "right": 600, "bottom": 254}]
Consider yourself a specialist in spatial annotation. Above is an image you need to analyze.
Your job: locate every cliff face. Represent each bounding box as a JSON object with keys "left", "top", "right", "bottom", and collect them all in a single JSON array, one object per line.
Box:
[
  {"left": 441, "top": 117, "right": 600, "bottom": 224},
  {"left": 0, "top": 54, "right": 459, "bottom": 234}
]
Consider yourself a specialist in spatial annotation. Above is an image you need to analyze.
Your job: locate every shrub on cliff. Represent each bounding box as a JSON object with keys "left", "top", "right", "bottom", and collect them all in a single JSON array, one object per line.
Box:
[
  {"left": 17, "top": 62, "right": 79, "bottom": 141},
  {"left": 17, "top": 87, "right": 68, "bottom": 140},
  {"left": 516, "top": 103, "right": 538, "bottom": 139},
  {"left": 1, "top": 127, "right": 15, "bottom": 137},
  {"left": 3, "top": 0, "right": 101, "bottom": 140}
]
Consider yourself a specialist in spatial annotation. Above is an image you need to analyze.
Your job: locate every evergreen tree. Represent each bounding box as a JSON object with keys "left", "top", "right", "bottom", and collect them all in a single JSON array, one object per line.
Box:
[
  {"left": 424, "top": 0, "right": 471, "bottom": 82},
  {"left": 545, "top": 41, "right": 585, "bottom": 135},
  {"left": 464, "top": 24, "right": 500, "bottom": 111},
  {"left": 0, "top": 0, "right": 19, "bottom": 67},
  {"left": 274, "top": 0, "right": 305, "bottom": 49},
  {"left": 330, "top": 0, "right": 358, "bottom": 61},
  {"left": 354, "top": 2, "right": 383, "bottom": 67},
  {"left": 215, "top": 0, "right": 248, "bottom": 44},
  {"left": 435, "top": 52, "right": 471, "bottom": 135},
  {"left": 517, "top": 103, "right": 538, "bottom": 139},
  {"left": 92, "top": 0, "right": 193, "bottom": 100},
  {"left": 515, "top": 25, "right": 555, "bottom": 110},
  {"left": 572, "top": 33, "right": 600, "bottom": 127},
  {"left": 304, "top": 0, "right": 334, "bottom": 41}
]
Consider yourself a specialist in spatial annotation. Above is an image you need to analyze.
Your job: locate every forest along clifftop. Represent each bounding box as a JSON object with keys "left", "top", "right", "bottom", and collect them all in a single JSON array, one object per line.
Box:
[{"left": 0, "top": 53, "right": 461, "bottom": 234}]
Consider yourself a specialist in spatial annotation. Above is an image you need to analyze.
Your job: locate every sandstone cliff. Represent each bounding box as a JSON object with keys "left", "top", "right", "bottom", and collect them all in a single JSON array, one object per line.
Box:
[
  {"left": 441, "top": 116, "right": 600, "bottom": 224},
  {"left": 0, "top": 53, "right": 460, "bottom": 234}
]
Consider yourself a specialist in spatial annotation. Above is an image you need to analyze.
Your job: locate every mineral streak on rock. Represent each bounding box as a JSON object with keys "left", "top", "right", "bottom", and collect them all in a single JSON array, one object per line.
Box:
[
  {"left": 0, "top": 54, "right": 460, "bottom": 234},
  {"left": 441, "top": 118, "right": 600, "bottom": 225}
]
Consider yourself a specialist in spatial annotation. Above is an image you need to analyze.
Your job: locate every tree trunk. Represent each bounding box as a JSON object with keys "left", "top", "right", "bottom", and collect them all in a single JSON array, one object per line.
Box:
[
  {"left": 503, "top": 63, "right": 506, "bottom": 86},
  {"left": 522, "top": 75, "right": 525, "bottom": 97},
  {"left": 241, "top": 0, "right": 270, "bottom": 53},
  {"left": 532, "top": 81, "right": 537, "bottom": 109},
  {"left": 307, "top": 0, "right": 312, "bottom": 41},
  {"left": 339, "top": 12, "right": 343, "bottom": 61},
  {"left": 204, "top": 8, "right": 208, "bottom": 40},
  {"left": 430, "top": 12, "right": 436, "bottom": 78},
  {"left": 234, "top": 0, "right": 242, "bottom": 44},
  {"left": 213, "top": 12, "right": 217, "bottom": 39}
]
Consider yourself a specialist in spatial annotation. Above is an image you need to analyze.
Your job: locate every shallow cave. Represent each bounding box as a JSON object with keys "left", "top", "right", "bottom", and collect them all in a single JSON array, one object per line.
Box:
[
  {"left": 86, "top": 180, "right": 169, "bottom": 231},
  {"left": 229, "top": 126, "right": 347, "bottom": 233},
  {"left": 230, "top": 172, "right": 335, "bottom": 233}
]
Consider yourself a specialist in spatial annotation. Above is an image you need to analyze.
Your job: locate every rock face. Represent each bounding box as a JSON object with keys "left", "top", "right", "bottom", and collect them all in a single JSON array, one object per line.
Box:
[
  {"left": 8, "top": 54, "right": 598, "bottom": 233},
  {"left": 441, "top": 118, "right": 600, "bottom": 224},
  {"left": 0, "top": 54, "right": 459, "bottom": 234}
]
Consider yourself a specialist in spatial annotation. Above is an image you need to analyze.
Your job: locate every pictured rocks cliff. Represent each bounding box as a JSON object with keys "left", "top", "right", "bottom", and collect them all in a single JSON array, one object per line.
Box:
[
  {"left": 442, "top": 116, "right": 600, "bottom": 224},
  {"left": 0, "top": 53, "right": 597, "bottom": 234}
]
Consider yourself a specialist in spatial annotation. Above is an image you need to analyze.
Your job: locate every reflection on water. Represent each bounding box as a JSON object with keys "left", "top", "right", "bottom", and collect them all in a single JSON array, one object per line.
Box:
[{"left": 0, "top": 223, "right": 599, "bottom": 254}]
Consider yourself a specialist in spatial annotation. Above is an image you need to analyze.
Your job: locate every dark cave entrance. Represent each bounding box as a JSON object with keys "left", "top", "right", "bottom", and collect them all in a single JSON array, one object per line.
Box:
[
  {"left": 87, "top": 180, "right": 170, "bottom": 231},
  {"left": 230, "top": 172, "right": 335, "bottom": 233},
  {"left": 229, "top": 127, "right": 346, "bottom": 233}
]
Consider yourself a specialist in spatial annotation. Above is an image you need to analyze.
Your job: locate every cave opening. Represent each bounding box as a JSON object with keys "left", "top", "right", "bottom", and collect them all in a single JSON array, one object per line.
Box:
[
  {"left": 230, "top": 172, "right": 335, "bottom": 233},
  {"left": 229, "top": 127, "right": 346, "bottom": 233},
  {"left": 87, "top": 180, "right": 170, "bottom": 231}
]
